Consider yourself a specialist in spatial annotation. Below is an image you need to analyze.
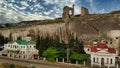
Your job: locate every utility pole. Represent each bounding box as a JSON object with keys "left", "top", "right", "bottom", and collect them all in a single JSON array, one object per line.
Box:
[{"left": 66, "top": 22, "right": 72, "bottom": 63}]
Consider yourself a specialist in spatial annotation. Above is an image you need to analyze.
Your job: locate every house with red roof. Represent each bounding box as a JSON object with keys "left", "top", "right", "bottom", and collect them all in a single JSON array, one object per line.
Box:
[{"left": 84, "top": 43, "right": 118, "bottom": 67}]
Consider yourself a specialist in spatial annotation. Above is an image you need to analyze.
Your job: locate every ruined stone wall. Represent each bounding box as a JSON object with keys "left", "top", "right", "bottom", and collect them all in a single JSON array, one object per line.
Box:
[
  {"left": 81, "top": 7, "right": 89, "bottom": 16},
  {"left": 62, "top": 5, "right": 74, "bottom": 23}
]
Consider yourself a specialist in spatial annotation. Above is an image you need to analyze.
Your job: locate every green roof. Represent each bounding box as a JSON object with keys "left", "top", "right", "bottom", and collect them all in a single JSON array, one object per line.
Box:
[
  {"left": 7, "top": 41, "right": 14, "bottom": 44},
  {"left": 101, "top": 33, "right": 107, "bottom": 38},
  {"left": 92, "top": 37, "right": 98, "bottom": 41},
  {"left": 7, "top": 40, "right": 36, "bottom": 45},
  {"left": 16, "top": 40, "right": 29, "bottom": 45}
]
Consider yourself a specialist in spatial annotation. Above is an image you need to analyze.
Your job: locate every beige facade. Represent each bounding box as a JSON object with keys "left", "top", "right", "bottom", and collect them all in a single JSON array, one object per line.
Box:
[{"left": 2, "top": 40, "right": 39, "bottom": 59}]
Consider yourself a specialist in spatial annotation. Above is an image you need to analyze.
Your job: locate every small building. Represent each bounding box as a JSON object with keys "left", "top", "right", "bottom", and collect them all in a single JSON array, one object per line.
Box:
[
  {"left": 84, "top": 43, "right": 118, "bottom": 67},
  {"left": 2, "top": 40, "right": 39, "bottom": 59}
]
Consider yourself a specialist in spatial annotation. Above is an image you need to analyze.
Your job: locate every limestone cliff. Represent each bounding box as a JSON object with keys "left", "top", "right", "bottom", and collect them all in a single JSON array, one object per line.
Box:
[
  {"left": 68, "top": 13, "right": 120, "bottom": 39},
  {"left": 0, "top": 22, "right": 68, "bottom": 41},
  {"left": 0, "top": 8, "right": 120, "bottom": 42}
]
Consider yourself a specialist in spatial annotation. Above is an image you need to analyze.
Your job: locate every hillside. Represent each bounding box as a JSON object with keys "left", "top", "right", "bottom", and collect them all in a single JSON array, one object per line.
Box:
[
  {"left": 0, "top": 10, "right": 120, "bottom": 41},
  {"left": 67, "top": 12, "right": 120, "bottom": 38}
]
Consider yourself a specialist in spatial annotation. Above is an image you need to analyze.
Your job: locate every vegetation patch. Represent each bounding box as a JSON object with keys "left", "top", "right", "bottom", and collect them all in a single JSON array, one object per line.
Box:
[{"left": 36, "top": 35, "right": 88, "bottom": 63}]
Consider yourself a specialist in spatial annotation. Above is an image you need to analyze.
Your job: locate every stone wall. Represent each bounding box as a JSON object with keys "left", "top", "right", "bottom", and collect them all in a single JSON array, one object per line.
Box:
[
  {"left": 62, "top": 5, "right": 74, "bottom": 23},
  {"left": 81, "top": 7, "right": 89, "bottom": 16}
]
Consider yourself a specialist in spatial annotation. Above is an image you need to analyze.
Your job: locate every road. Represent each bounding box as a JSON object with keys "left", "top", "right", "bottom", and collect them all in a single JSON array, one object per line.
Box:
[
  {"left": 0, "top": 56, "right": 88, "bottom": 68},
  {"left": 0, "top": 58, "right": 63, "bottom": 68}
]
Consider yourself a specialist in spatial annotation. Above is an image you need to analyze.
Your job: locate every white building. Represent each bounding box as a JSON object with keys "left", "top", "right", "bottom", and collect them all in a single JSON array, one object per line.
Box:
[
  {"left": 2, "top": 40, "right": 39, "bottom": 59},
  {"left": 84, "top": 43, "right": 118, "bottom": 67}
]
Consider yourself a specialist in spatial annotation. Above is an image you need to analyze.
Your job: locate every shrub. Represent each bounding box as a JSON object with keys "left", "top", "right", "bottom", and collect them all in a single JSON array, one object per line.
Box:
[{"left": 43, "top": 47, "right": 58, "bottom": 62}]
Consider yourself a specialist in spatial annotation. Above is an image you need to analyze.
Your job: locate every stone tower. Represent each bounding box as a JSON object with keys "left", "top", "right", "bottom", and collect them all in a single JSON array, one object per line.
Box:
[
  {"left": 62, "top": 5, "right": 74, "bottom": 23},
  {"left": 81, "top": 7, "right": 89, "bottom": 16}
]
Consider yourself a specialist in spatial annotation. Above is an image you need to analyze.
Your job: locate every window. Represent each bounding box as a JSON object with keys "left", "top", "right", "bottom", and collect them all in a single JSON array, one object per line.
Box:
[
  {"left": 93, "top": 57, "right": 95, "bottom": 62},
  {"left": 23, "top": 51, "right": 25, "bottom": 54},
  {"left": 110, "top": 59, "right": 112, "bottom": 64},
  {"left": 110, "top": 42, "right": 112, "bottom": 44},
  {"left": 106, "top": 41, "right": 108, "bottom": 44},
  {"left": 116, "top": 37, "right": 118, "bottom": 39},
  {"left": 87, "top": 49, "right": 89, "bottom": 51},
  {"left": 107, "top": 58, "right": 109, "bottom": 64}
]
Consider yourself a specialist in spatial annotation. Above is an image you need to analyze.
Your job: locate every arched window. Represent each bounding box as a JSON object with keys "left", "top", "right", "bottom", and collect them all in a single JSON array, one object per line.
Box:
[
  {"left": 87, "top": 49, "right": 89, "bottom": 51},
  {"left": 110, "top": 59, "right": 112, "bottom": 64},
  {"left": 69, "top": 10, "right": 72, "bottom": 15}
]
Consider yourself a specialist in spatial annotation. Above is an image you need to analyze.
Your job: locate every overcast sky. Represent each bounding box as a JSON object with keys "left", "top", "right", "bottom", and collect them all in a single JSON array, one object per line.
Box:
[{"left": 0, "top": 0, "right": 120, "bottom": 23}]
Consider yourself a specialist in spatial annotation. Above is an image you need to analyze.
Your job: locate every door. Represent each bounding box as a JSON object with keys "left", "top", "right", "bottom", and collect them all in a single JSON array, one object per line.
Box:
[{"left": 101, "top": 58, "right": 104, "bottom": 65}]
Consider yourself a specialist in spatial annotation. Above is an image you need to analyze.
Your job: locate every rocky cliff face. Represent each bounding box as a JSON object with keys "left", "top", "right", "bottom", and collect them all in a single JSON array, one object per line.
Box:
[
  {"left": 0, "top": 23, "right": 68, "bottom": 41},
  {"left": 0, "top": 12, "right": 120, "bottom": 42},
  {"left": 68, "top": 13, "right": 120, "bottom": 39}
]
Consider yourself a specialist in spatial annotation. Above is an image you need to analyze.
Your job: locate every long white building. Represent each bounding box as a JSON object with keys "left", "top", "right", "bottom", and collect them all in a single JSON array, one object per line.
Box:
[{"left": 2, "top": 39, "right": 39, "bottom": 59}]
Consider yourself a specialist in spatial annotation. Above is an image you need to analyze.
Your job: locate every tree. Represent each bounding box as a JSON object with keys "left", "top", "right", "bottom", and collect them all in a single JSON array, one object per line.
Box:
[
  {"left": 70, "top": 52, "right": 89, "bottom": 62},
  {"left": 10, "top": 64, "right": 15, "bottom": 68},
  {"left": 58, "top": 49, "right": 66, "bottom": 59},
  {"left": 9, "top": 32, "right": 13, "bottom": 41},
  {"left": 43, "top": 47, "right": 58, "bottom": 62},
  {"left": 17, "top": 36, "right": 22, "bottom": 40},
  {"left": 4, "top": 37, "right": 10, "bottom": 44},
  {"left": 0, "top": 34, "right": 4, "bottom": 46},
  {"left": 75, "top": 39, "right": 86, "bottom": 54},
  {"left": 36, "top": 35, "right": 40, "bottom": 50}
]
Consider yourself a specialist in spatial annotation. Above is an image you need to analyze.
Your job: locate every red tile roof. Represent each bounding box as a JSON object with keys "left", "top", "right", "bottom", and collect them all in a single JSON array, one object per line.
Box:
[
  {"left": 90, "top": 43, "right": 116, "bottom": 53},
  {"left": 108, "top": 48, "right": 116, "bottom": 53},
  {"left": 97, "top": 43, "right": 108, "bottom": 49},
  {"left": 91, "top": 47, "right": 98, "bottom": 52}
]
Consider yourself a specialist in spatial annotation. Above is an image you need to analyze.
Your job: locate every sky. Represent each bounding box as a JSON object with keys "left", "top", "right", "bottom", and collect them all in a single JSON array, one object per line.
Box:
[{"left": 0, "top": 0, "right": 120, "bottom": 23}]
